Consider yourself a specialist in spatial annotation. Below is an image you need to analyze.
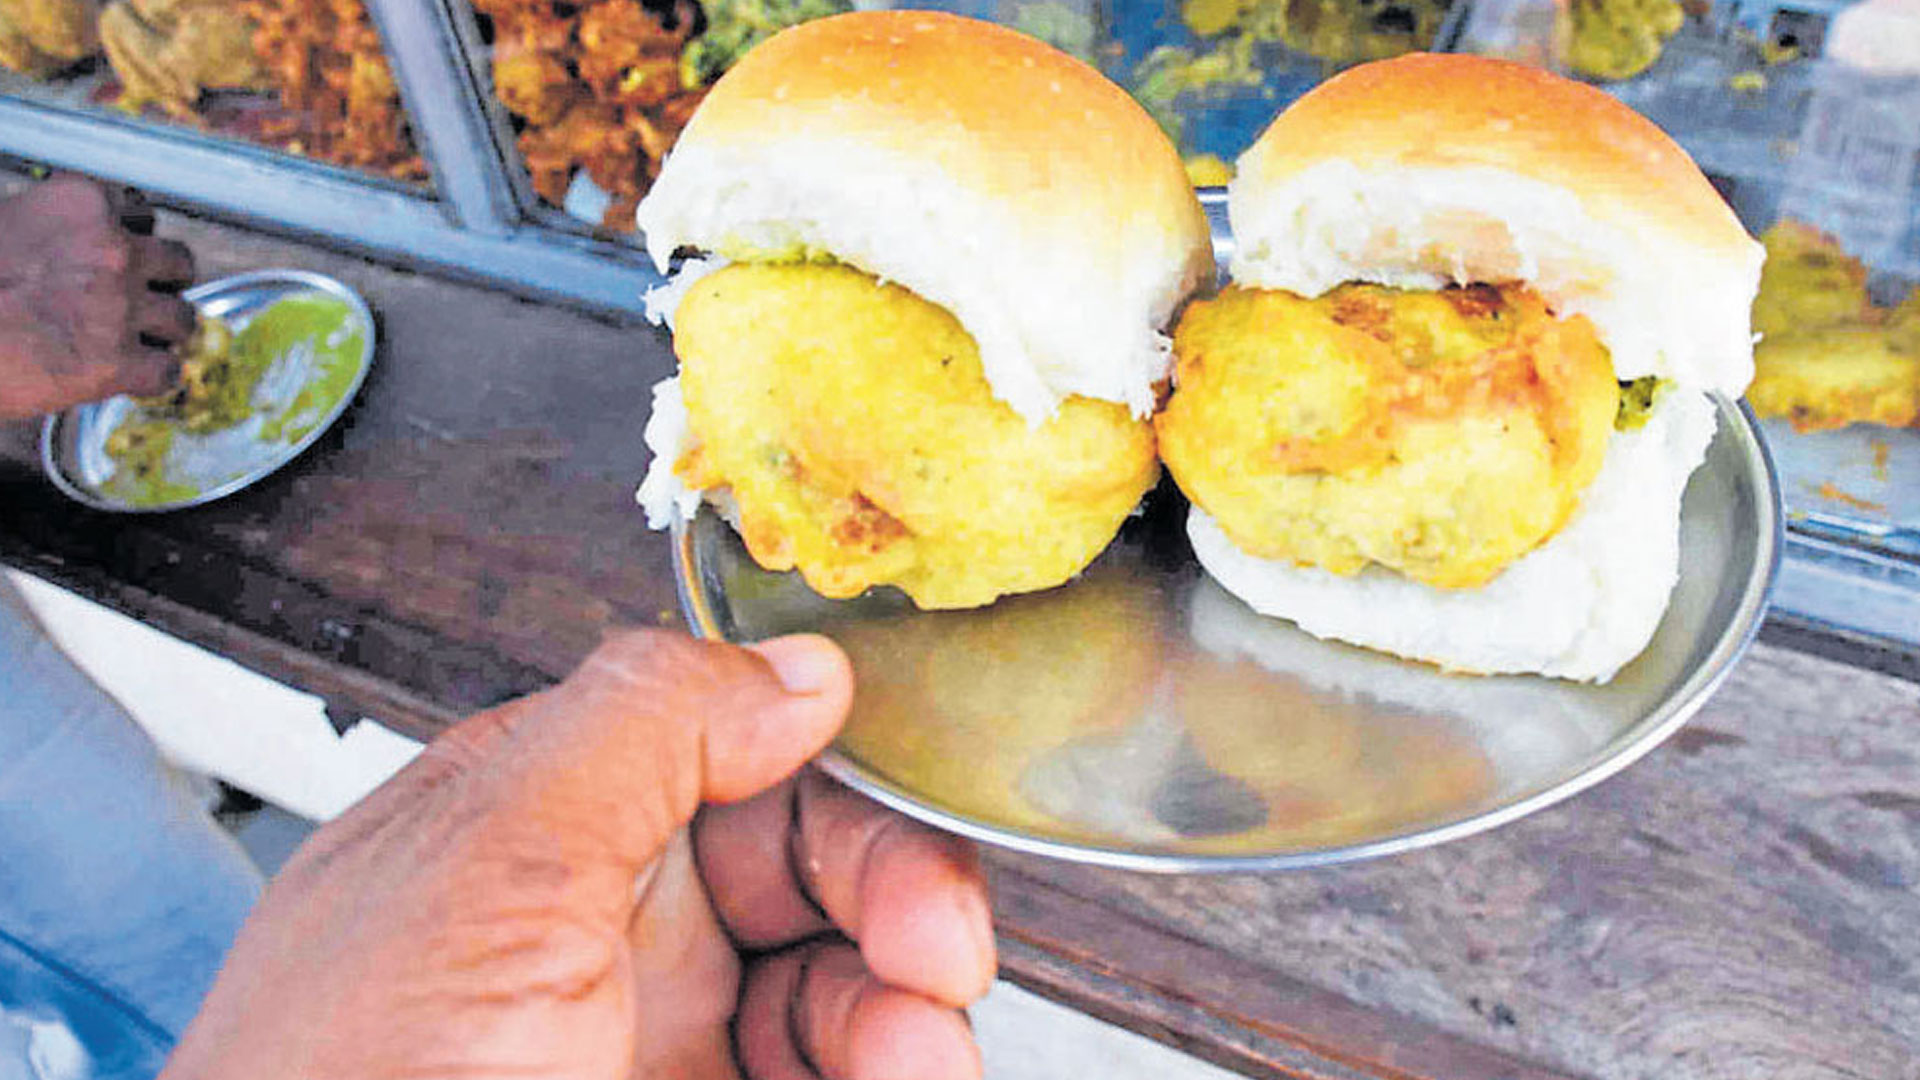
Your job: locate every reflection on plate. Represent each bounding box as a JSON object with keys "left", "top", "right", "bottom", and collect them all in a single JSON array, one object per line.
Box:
[
  {"left": 675, "top": 395, "right": 1780, "bottom": 872},
  {"left": 41, "top": 269, "right": 374, "bottom": 513}
]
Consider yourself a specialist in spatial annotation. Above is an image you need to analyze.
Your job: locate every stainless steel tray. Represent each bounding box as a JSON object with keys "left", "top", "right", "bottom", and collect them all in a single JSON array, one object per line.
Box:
[
  {"left": 41, "top": 269, "right": 375, "bottom": 513},
  {"left": 673, "top": 395, "right": 1781, "bottom": 872}
]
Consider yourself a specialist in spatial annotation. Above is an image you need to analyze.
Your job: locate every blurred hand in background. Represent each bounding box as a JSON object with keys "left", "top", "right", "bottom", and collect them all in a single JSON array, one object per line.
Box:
[{"left": 0, "top": 175, "right": 194, "bottom": 420}]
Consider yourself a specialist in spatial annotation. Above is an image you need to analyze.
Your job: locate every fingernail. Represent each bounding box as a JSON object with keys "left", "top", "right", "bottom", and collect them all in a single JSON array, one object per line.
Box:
[{"left": 748, "top": 635, "right": 844, "bottom": 697}]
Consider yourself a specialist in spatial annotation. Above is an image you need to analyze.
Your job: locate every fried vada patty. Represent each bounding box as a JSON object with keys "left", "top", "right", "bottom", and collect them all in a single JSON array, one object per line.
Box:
[
  {"left": 1156, "top": 282, "right": 1619, "bottom": 590},
  {"left": 1750, "top": 327, "right": 1920, "bottom": 433},
  {"left": 1746, "top": 221, "right": 1920, "bottom": 432},
  {"left": 1751, "top": 220, "right": 1873, "bottom": 340},
  {"left": 672, "top": 262, "right": 1159, "bottom": 609}
]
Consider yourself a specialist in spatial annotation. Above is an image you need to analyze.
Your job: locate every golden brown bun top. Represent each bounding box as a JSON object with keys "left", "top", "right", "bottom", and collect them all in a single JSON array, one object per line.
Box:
[
  {"left": 683, "top": 11, "right": 1184, "bottom": 210},
  {"left": 1243, "top": 53, "right": 1753, "bottom": 264},
  {"left": 638, "top": 11, "right": 1213, "bottom": 420}
]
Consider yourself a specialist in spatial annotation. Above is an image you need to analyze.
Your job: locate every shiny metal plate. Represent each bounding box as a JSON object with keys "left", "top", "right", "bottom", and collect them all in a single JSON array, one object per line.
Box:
[
  {"left": 677, "top": 395, "right": 1780, "bottom": 872},
  {"left": 41, "top": 270, "right": 375, "bottom": 513}
]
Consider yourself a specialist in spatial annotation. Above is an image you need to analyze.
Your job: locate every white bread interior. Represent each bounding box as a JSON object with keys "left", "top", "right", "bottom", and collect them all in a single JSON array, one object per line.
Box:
[
  {"left": 636, "top": 10, "right": 1213, "bottom": 423},
  {"left": 1229, "top": 54, "right": 1764, "bottom": 396},
  {"left": 1188, "top": 389, "right": 1719, "bottom": 682}
]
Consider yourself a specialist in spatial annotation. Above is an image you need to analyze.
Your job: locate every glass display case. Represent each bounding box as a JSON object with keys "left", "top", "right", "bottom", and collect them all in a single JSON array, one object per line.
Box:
[
  {"left": 1, "top": 0, "right": 1915, "bottom": 652},
  {"left": 0, "top": 0, "right": 429, "bottom": 181}
]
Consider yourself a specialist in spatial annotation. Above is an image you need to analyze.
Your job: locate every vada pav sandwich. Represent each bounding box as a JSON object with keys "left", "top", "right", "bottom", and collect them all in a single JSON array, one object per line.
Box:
[
  {"left": 635, "top": 11, "right": 1213, "bottom": 609},
  {"left": 1156, "top": 53, "right": 1764, "bottom": 682}
]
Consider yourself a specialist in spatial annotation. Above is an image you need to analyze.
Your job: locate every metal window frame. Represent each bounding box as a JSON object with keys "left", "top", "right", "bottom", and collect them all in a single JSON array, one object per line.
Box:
[{"left": 0, "top": 0, "right": 663, "bottom": 319}]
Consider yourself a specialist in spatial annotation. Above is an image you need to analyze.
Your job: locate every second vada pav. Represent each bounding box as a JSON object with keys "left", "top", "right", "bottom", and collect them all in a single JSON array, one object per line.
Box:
[
  {"left": 1157, "top": 53, "right": 1763, "bottom": 682},
  {"left": 635, "top": 11, "right": 1212, "bottom": 610}
]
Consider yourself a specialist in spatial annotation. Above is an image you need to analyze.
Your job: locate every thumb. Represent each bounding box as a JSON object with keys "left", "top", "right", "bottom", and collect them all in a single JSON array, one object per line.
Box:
[{"left": 441, "top": 630, "right": 853, "bottom": 873}]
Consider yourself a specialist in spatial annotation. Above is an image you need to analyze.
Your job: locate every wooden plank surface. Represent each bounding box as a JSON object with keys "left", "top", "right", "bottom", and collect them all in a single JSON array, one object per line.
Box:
[
  {"left": 1, "top": 194, "right": 1916, "bottom": 1080},
  {"left": 991, "top": 641, "right": 1920, "bottom": 1080}
]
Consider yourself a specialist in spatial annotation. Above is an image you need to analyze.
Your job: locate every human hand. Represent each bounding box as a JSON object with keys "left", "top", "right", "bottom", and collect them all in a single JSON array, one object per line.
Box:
[
  {"left": 0, "top": 176, "right": 196, "bottom": 420},
  {"left": 161, "top": 631, "right": 994, "bottom": 1080}
]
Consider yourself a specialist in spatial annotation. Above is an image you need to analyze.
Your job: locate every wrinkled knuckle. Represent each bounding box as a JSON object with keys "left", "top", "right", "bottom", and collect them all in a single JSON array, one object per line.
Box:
[{"left": 439, "top": 909, "right": 622, "bottom": 1002}]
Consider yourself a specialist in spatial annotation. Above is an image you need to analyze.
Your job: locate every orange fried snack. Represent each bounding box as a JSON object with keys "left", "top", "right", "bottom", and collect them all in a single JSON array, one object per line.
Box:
[
  {"left": 1748, "top": 221, "right": 1920, "bottom": 433},
  {"left": 480, "top": 0, "right": 705, "bottom": 229},
  {"left": 241, "top": 0, "right": 425, "bottom": 180}
]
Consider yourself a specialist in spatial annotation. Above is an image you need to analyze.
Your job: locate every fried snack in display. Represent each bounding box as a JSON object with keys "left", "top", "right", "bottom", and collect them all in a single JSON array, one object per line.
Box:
[
  {"left": 1561, "top": 0, "right": 1683, "bottom": 81},
  {"left": 0, "top": 0, "right": 100, "bottom": 77},
  {"left": 100, "top": 0, "right": 269, "bottom": 117},
  {"left": 1177, "top": 0, "right": 1451, "bottom": 64},
  {"left": 241, "top": 0, "right": 424, "bottom": 180},
  {"left": 1136, "top": 0, "right": 1447, "bottom": 149},
  {"left": 476, "top": 0, "right": 705, "bottom": 229},
  {"left": 1748, "top": 221, "right": 1920, "bottom": 433},
  {"left": 678, "top": 0, "right": 849, "bottom": 88}
]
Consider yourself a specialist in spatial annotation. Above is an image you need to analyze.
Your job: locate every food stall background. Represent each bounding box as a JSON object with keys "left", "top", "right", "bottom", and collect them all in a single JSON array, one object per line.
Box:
[{"left": 0, "top": 0, "right": 1916, "bottom": 646}]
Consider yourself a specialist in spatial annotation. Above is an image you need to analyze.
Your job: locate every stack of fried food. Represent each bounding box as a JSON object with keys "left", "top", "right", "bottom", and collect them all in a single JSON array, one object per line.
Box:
[
  {"left": 240, "top": 0, "right": 425, "bottom": 180},
  {"left": 1748, "top": 221, "right": 1920, "bottom": 433},
  {"left": 1179, "top": 0, "right": 1453, "bottom": 65},
  {"left": 479, "top": 0, "right": 704, "bottom": 229},
  {"left": 0, "top": 0, "right": 100, "bottom": 76},
  {"left": 99, "top": 0, "right": 269, "bottom": 117},
  {"left": 1561, "top": 0, "right": 1685, "bottom": 81}
]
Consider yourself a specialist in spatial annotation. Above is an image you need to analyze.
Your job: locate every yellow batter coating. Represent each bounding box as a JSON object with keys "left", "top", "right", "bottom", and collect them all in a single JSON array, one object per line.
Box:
[
  {"left": 1156, "top": 282, "right": 1619, "bottom": 590},
  {"left": 1751, "top": 220, "right": 1874, "bottom": 340},
  {"left": 1892, "top": 291, "right": 1920, "bottom": 357},
  {"left": 1563, "top": 0, "right": 1684, "bottom": 82},
  {"left": 1750, "top": 327, "right": 1920, "bottom": 433},
  {"left": 673, "top": 262, "right": 1158, "bottom": 609},
  {"left": 1747, "top": 220, "right": 1920, "bottom": 432}
]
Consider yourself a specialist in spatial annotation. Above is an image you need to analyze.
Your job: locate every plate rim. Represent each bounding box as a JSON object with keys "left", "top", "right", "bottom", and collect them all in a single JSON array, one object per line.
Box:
[
  {"left": 39, "top": 269, "right": 377, "bottom": 514},
  {"left": 673, "top": 393, "right": 1784, "bottom": 873}
]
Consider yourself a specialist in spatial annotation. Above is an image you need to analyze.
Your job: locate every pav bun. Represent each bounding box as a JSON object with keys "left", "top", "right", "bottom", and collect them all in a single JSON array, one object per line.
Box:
[
  {"left": 1230, "top": 53, "right": 1763, "bottom": 396},
  {"left": 637, "top": 10, "right": 1214, "bottom": 422},
  {"left": 1179, "top": 53, "right": 1761, "bottom": 681}
]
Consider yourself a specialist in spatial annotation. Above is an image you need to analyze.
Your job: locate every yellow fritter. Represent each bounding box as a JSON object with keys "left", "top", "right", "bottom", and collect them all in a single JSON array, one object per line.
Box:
[
  {"left": 1892, "top": 291, "right": 1920, "bottom": 357},
  {"left": 1562, "top": 0, "right": 1683, "bottom": 82},
  {"left": 1750, "top": 327, "right": 1920, "bottom": 433},
  {"left": 1747, "top": 220, "right": 1920, "bottom": 432},
  {"left": 1752, "top": 220, "right": 1874, "bottom": 339},
  {"left": 1156, "top": 282, "right": 1619, "bottom": 590},
  {"left": 674, "top": 262, "right": 1159, "bottom": 609}
]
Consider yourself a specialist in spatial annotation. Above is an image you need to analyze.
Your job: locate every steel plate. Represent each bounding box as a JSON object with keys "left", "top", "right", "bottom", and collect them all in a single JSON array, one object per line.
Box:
[
  {"left": 673, "top": 396, "right": 1780, "bottom": 872},
  {"left": 41, "top": 270, "right": 375, "bottom": 513}
]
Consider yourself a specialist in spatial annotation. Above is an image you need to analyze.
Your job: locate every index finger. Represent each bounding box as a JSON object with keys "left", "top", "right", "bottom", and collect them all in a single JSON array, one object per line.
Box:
[{"left": 694, "top": 769, "right": 996, "bottom": 1008}]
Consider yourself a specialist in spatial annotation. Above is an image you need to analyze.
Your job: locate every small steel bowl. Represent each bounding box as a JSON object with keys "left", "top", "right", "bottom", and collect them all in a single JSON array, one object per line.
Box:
[
  {"left": 673, "top": 395, "right": 1781, "bottom": 872},
  {"left": 41, "top": 270, "right": 375, "bottom": 513}
]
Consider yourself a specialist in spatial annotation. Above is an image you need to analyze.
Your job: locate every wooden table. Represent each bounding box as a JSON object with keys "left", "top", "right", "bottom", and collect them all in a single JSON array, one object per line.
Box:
[{"left": 2, "top": 202, "right": 1916, "bottom": 1080}]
